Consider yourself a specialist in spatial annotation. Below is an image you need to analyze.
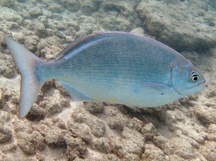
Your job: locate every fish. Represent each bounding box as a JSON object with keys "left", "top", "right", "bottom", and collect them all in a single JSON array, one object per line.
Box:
[{"left": 5, "top": 31, "right": 207, "bottom": 118}]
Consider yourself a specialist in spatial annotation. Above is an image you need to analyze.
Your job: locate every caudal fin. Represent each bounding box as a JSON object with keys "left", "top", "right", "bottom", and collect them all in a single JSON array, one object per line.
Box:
[{"left": 5, "top": 38, "right": 44, "bottom": 118}]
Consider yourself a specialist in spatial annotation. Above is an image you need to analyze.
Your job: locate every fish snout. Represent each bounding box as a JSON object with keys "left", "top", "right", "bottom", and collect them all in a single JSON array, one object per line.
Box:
[{"left": 200, "top": 79, "right": 209, "bottom": 88}]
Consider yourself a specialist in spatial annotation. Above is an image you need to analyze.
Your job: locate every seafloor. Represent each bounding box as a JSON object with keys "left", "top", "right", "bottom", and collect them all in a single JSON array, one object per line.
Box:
[{"left": 0, "top": 0, "right": 216, "bottom": 161}]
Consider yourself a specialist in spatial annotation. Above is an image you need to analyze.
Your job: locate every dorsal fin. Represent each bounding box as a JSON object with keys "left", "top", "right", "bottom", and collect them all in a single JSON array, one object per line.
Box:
[
  {"left": 55, "top": 32, "right": 105, "bottom": 60},
  {"left": 54, "top": 31, "right": 141, "bottom": 60}
]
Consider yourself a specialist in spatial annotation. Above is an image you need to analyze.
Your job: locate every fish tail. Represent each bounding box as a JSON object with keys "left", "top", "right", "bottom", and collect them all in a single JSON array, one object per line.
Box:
[{"left": 5, "top": 38, "right": 45, "bottom": 118}]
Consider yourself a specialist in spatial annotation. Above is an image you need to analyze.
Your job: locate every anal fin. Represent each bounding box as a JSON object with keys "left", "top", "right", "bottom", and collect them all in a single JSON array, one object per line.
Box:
[{"left": 59, "top": 81, "right": 92, "bottom": 101}]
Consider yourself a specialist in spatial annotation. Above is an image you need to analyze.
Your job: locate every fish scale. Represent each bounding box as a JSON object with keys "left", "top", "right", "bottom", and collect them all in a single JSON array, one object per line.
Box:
[{"left": 5, "top": 31, "right": 207, "bottom": 118}]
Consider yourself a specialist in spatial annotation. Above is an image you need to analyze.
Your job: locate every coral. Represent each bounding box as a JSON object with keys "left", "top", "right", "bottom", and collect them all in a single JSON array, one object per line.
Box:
[
  {"left": 0, "top": 0, "right": 216, "bottom": 160},
  {"left": 142, "top": 144, "right": 166, "bottom": 161},
  {"left": 136, "top": 0, "right": 216, "bottom": 51}
]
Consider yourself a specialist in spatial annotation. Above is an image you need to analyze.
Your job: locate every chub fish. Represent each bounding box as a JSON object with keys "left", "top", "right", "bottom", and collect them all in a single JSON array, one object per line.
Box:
[{"left": 5, "top": 32, "right": 207, "bottom": 118}]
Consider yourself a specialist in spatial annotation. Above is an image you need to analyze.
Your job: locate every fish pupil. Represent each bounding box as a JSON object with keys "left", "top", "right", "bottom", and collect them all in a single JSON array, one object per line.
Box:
[
  {"left": 191, "top": 72, "right": 199, "bottom": 82},
  {"left": 193, "top": 76, "right": 198, "bottom": 81}
]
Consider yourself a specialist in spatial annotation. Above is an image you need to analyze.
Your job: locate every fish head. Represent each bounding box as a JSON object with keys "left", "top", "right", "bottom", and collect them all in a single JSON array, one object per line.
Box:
[{"left": 171, "top": 61, "right": 207, "bottom": 96}]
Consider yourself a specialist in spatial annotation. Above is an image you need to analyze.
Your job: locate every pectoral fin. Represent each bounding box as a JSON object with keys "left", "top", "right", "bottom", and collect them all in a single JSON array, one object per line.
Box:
[{"left": 133, "top": 82, "right": 172, "bottom": 95}]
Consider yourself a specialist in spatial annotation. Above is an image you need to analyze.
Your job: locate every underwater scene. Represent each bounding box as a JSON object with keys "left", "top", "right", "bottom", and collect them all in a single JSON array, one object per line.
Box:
[{"left": 0, "top": 0, "right": 216, "bottom": 160}]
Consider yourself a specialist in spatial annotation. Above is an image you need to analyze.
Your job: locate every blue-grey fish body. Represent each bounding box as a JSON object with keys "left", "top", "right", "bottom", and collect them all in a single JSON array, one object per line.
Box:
[{"left": 5, "top": 32, "right": 207, "bottom": 118}]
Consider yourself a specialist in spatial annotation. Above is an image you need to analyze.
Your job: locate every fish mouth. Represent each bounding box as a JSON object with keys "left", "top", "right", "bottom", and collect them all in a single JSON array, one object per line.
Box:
[{"left": 199, "top": 79, "right": 208, "bottom": 88}]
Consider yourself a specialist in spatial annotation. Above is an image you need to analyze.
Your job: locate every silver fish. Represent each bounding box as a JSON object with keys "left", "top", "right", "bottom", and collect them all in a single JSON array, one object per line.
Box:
[{"left": 5, "top": 32, "right": 207, "bottom": 118}]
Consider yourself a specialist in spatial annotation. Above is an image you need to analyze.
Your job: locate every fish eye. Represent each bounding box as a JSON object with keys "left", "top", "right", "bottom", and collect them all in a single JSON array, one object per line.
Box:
[{"left": 190, "top": 71, "right": 199, "bottom": 82}]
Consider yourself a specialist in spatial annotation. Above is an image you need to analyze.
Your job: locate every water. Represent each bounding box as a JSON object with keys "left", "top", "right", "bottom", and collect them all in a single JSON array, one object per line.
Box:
[{"left": 0, "top": 0, "right": 216, "bottom": 160}]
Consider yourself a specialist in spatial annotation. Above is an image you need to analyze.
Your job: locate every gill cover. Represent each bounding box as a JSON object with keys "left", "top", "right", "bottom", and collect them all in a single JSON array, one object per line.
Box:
[{"left": 171, "top": 63, "right": 206, "bottom": 96}]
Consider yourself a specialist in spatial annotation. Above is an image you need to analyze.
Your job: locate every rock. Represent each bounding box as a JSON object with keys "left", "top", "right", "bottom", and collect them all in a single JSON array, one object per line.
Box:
[
  {"left": 165, "top": 109, "right": 186, "bottom": 126},
  {"left": 17, "top": 0, "right": 26, "bottom": 2},
  {"left": 136, "top": 0, "right": 216, "bottom": 51},
  {"left": 73, "top": 158, "right": 85, "bottom": 161},
  {"left": 67, "top": 121, "right": 92, "bottom": 143},
  {"left": 153, "top": 135, "right": 168, "bottom": 150},
  {"left": 122, "top": 153, "right": 140, "bottom": 161},
  {"left": 0, "top": 110, "right": 10, "bottom": 123},
  {"left": 105, "top": 106, "right": 129, "bottom": 131},
  {"left": 24, "top": 35, "right": 40, "bottom": 52},
  {"left": 45, "top": 90, "right": 70, "bottom": 115},
  {"left": 29, "top": 7, "right": 43, "bottom": 18},
  {"left": 37, "top": 36, "right": 62, "bottom": 59},
  {"left": 64, "top": 133, "right": 87, "bottom": 160},
  {"left": 34, "top": 22, "right": 47, "bottom": 37},
  {"left": 0, "top": 53, "right": 16, "bottom": 78},
  {"left": 83, "top": 151, "right": 109, "bottom": 161},
  {"left": 164, "top": 137, "right": 196, "bottom": 159},
  {"left": 0, "top": 126, "right": 12, "bottom": 143},
  {"left": 12, "top": 32, "right": 25, "bottom": 43},
  {"left": 207, "top": 124, "right": 216, "bottom": 141},
  {"left": 0, "top": 7, "right": 23, "bottom": 23},
  {"left": 100, "top": 15, "right": 133, "bottom": 31},
  {"left": 122, "top": 126, "right": 145, "bottom": 148},
  {"left": 114, "top": 127, "right": 145, "bottom": 157},
  {"left": 107, "top": 154, "right": 120, "bottom": 161},
  {"left": 1, "top": 143, "right": 17, "bottom": 153},
  {"left": 81, "top": 0, "right": 101, "bottom": 15},
  {"left": 77, "top": 16, "right": 102, "bottom": 35},
  {"left": 101, "top": 1, "right": 134, "bottom": 16},
  {"left": 38, "top": 16, "right": 48, "bottom": 27},
  {"left": 166, "top": 155, "right": 185, "bottom": 161},
  {"left": 29, "top": 104, "right": 46, "bottom": 118},
  {"left": 199, "top": 141, "right": 216, "bottom": 161},
  {"left": 128, "top": 117, "right": 144, "bottom": 132},
  {"left": 0, "top": 87, "right": 19, "bottom": 115},
  {"left": 142, "top": 144, "right": 166, "bottom": 161},
  {"left": 72, "top": 108, "right": 106, "bottom": 137},
  {"left": 30, "top": 89, "right": 70, "bottom": 117},
  {"left": 47, "top": 4, "right": 64, "bottom": 13},
  {"left": 65, "top": 0, "right": 81, "bottom": 12},
  {"left": 130, "top": 27, "right": 145, "bottom": 35},
  {"left": 36, "top": 119, "right": 87, "bottom": 160},
  {"left": 141, "top": 123, "right": 158, "bottom": 140},
  {"left": 0, "top": 89, "right": 3, "bottom": 109},
  {"left": 206, "top": 90, "right": 216, "bottom": 98},
  {"left": 83, "top": 102, "right": 104, "bottom": 114},
  {"left": 0, "top": 0, "right": 16, "bottom": 7},
  {"left": 38, "top": 119, "right": 66, "bottom": 147},
  {"left": 194, "top": 105, "right": 216, "bottom": 125},
  {"left": 17, "top": 130, "right": 45, "bottom": 154},
  {"left": 14, "top": 118, "right": 33, "bottom": 133},
  {"left": 93, "top": 137, "right": 112, "bottom": 153},
  {"left": 181, "top": 125, "right": 206, "bottom": 144},
  {"left": 209, "top": 0, "right": 216, "bottom": 9}
]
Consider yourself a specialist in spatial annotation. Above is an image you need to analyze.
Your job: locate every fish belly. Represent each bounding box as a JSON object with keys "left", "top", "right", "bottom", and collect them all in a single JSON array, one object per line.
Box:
[{"left": 59, "top": 74, "right": 181, "bottom": 107}]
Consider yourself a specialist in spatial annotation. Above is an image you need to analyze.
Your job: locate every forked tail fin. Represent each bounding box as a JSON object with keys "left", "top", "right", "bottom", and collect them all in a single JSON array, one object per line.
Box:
[{"left": 5, "top": 38, "right": 45, "bottom": 118}]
